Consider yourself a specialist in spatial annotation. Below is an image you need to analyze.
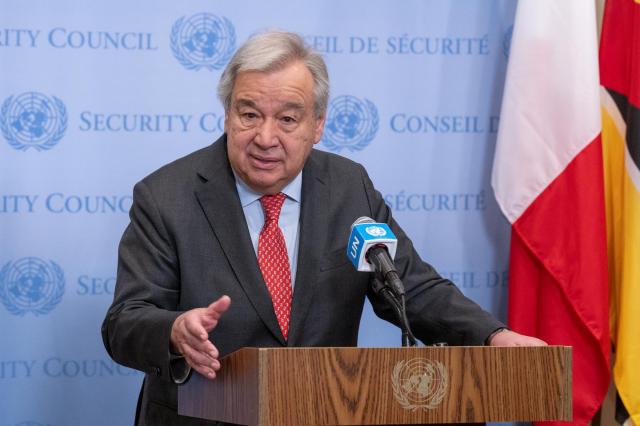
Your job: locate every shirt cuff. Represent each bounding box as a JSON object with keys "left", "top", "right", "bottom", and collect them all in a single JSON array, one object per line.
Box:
[
  {"left": 169, "top": 351, "right": 192, "bottom": 384},
  {"left": 484, "top": 327, "right": 508, "bottom": 346}
]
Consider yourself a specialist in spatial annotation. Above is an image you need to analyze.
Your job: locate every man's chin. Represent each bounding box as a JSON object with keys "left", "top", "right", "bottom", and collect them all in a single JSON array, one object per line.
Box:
[{"left": 244, "top": 174, "right": 286, "bottom": 195}]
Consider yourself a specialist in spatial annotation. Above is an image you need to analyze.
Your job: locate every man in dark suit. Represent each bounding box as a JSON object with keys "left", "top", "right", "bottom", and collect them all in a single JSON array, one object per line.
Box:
[{"left": 102, "top": 30, "right": 545, "bottom": 425}]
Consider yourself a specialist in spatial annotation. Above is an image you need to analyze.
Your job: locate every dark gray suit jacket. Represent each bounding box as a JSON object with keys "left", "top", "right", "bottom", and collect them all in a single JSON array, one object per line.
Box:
[{"left": 102, "top": 135, "right": 503, "bottom": 425}]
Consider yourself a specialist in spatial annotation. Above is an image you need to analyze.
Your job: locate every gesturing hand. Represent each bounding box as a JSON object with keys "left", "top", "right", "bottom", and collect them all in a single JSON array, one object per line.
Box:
[{"left": 170, "top": 295, "right": 231, "bottom": 379}]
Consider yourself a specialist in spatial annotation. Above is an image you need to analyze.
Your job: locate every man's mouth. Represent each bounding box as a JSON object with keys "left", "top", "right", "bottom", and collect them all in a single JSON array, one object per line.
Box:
[{"left": 249, "top": 154, "right": 280, "bottom": 170}]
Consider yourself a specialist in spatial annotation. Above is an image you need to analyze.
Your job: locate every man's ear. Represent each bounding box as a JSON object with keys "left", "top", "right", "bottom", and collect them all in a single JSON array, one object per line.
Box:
[
  {"left": 223, "top": 111, "right": 229, "bottom": 134},
  {"left": 313, "top": 114, "right": 326, "bottom": 144}
]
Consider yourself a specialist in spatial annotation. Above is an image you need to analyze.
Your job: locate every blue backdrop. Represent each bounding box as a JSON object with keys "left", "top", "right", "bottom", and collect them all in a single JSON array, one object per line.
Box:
[{"left": 0, "top": 1, "right": 516, "bottom": 424}]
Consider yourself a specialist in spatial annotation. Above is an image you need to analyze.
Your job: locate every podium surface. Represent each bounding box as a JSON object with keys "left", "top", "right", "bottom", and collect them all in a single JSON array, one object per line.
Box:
[{"left": 179, "top": 346, "right": 571, "bottom": 425}]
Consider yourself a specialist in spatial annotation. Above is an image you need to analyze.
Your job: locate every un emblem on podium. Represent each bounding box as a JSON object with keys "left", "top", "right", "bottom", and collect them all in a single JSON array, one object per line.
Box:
[
  {"left": 391, "top": 358, "right": 448, "bottom": 411},
  {"left": 171, "top": 13, "right": 236, "bottom": 71},
  {"left": 321, "top": 95, "right": 379, "bottom": 152},
  {"left": 0, "top": 257, "right": 65, "bottom": 316},
  {"left": 1, "top": 92, "right": 67, "bottom": 151}
]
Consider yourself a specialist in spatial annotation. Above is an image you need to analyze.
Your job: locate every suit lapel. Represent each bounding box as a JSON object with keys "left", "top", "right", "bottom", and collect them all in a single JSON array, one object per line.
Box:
[
  {"left": 194, "top": 137, "right": 285, "bottom": 344},
  {"left": 288, "top": 152, "right": 329, "bottom": 346}
]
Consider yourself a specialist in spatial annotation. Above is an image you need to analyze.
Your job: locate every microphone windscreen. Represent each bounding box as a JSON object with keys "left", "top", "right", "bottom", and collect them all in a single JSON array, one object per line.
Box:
[{"left": 346, "top": 218, "right": 397, "bottom": 272}]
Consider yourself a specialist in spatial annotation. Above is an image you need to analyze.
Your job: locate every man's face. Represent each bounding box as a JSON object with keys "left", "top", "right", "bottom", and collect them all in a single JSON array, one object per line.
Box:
[{"left": 224, "top": 60, "right": 325, "bottom": 195}]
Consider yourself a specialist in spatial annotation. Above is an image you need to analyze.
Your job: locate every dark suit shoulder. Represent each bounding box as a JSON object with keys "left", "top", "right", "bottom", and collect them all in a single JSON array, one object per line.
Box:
[
  {"left": 141, "top": 138, "right": 225, "bottom": 188},
  {"left": 307, "top": 148, "right": 368, "bottom": 182},
  {"left": 309, "top": 147, "right": 364, "bottom": 168}
]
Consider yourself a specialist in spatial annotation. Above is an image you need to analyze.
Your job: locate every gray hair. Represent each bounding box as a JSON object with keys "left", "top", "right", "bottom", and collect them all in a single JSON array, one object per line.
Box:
[{"left": 217, "top": 30, "right": 329, "bottom": 118}]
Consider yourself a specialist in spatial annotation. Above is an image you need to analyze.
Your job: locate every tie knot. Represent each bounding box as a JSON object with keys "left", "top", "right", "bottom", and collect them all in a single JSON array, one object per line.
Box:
[{"left": 260, "top": 192, "right": 286, "bottom": 223}]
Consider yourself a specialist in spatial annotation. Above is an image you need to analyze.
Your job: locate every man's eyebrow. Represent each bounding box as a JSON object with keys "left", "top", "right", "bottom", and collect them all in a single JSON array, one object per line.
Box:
[
  {"left": 234, "top": 99, "right": 257, "bottom": 109},
  {"left": 281, "top": 101, "right": 305, "bottom": 112}
]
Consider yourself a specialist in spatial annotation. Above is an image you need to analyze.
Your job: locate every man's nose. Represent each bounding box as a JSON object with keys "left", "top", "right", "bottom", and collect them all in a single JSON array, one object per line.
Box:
[{"left": 254, "top": 118, "right": 279, "bottom": 148}]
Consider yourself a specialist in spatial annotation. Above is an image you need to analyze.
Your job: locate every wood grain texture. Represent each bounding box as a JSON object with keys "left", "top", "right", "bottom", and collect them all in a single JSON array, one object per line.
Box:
[
  {"left": 178, "top": 346, "right": 571, "bottom": 425},
  {"left": 178, "top": 346, "right": 260, "bottom": 425}
]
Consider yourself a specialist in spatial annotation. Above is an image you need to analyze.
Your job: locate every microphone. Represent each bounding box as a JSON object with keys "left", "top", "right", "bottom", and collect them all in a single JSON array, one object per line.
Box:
[
  {"left": 347, "top": 216, "right": 416, "bottom": 347},
  {"left": 346, "top": 217, "right": 404, "bottom": 296}
]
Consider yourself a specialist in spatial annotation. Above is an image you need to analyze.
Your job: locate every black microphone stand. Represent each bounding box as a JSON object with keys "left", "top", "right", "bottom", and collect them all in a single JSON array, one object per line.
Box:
[{"left": 371, "top": 275, "right": 417, "bottom": 347}]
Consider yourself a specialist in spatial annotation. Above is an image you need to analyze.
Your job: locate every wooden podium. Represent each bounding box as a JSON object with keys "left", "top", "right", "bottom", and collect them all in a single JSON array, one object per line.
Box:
[{"left": 178, "top": 346, "right": 571, "bottom": 425}]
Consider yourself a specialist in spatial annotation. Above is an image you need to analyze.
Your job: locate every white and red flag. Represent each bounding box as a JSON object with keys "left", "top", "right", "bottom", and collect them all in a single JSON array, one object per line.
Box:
[{"left": 491, "top": 1, "right": 610, "bottom": 424}]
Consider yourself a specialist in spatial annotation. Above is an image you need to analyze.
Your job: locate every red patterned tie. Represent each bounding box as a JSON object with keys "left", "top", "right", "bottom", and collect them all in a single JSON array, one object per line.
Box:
[{"left": 258, "top": 193, "right": 292, "bottom": 340}]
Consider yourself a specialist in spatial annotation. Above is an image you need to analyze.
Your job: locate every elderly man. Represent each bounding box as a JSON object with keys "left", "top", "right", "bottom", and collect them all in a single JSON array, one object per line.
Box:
[{"left": 102, "top": 30, "right": 544, "bottom": 425}]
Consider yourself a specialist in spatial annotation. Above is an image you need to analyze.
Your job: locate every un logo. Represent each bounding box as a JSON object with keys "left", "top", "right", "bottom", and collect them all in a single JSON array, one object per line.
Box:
[
  {"left": 171, "top": 13, "right": 236, "bottom": 71},
  {"left": 1, "top": 92, "right": 67, "bottom": 151},
  {"left": 391, "top": 358, "right": 448, "bottom": 411},
  {"left": 365, "top": 226, "right": 387, "bottom": 237},
  {"left": 0, "top": 257, "right": 65, "bottom": 316},
  {"left": 321, "top": 95, "right": 379, "bottom": 152}
]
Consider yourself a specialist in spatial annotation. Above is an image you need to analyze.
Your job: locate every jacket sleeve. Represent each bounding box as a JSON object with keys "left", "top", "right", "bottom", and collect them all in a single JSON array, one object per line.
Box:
[
  {"left": 359, "top": 166, "right": 505, "bottom": 345},
  {"left": 101, "top": 180, "right": 184, "bottom": 382}
]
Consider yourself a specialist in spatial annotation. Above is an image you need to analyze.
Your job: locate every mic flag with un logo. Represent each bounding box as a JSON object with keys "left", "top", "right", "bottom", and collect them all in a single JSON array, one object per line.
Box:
[{"left": 346, "top": 217, "right": 398, "bottom": 272}]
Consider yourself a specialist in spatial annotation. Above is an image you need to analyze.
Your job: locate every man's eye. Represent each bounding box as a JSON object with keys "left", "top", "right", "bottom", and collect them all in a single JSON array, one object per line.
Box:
[
  {"left": 242, "top": 112, "right": 257, "bottom": 119},
  {"left": 281, "top": 116, "right": 296, "bottom": 124}
]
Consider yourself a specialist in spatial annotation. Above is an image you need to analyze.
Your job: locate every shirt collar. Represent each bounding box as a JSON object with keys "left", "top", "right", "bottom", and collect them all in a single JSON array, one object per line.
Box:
[{"left": 234, "top": 172, "right": 302, "bottom": 207}]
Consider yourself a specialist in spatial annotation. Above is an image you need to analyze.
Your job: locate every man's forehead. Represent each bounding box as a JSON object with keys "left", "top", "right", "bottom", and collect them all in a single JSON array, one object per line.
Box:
[
  {"left": 234, "top": 97, "right": 305, "bottom": 111},
  {"left": 233, "top": 61, "right": 313, "bottom": 90}
]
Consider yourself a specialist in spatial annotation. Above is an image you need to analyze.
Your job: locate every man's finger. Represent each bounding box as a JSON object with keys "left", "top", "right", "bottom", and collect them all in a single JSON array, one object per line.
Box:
[
  {"left": 200, "top": 296, "right": 231, "bottom": 331},
  {"left": 174, "top": 323, "right": 217, "bottom": 357},
  {"left": 186, "top": 337, "right": 219, "bottom": 359},
  {"left": 190, "top": 362, "right": 217, "bottom": 379},
  {"left": 206, "top": 295, "right": 232, "bottom": 317},
  {"left": 182, "top": 346, "right": 221, "bottom": 380},
  {"left": 181, "top": 343, "right": 218, "bottom": 368},
  {"left": 183, "top": 313, "right": 210, "bottom": 340},
  {"left": 489, "top": 329, "right": 547, "bottom": 347}
]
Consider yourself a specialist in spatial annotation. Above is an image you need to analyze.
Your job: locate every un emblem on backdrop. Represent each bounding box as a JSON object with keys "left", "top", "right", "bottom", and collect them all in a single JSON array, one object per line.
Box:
[
  {"left": 321, "top": 95, "right": 379, "bottom": 152},
  {"left": 0, "top": 257, "right": 65, "bottom": 316},
  {"left": 171, "top": 13, "right": 236, "bottom": 71},
  {"left": 1, "top": 92, "right": 67, "bottom": 151}
]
